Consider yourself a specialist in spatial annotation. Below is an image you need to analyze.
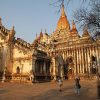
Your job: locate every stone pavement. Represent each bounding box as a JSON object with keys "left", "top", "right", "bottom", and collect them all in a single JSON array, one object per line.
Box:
[{"left": 0, "top": 79, "right": 99, "bottom": 100}]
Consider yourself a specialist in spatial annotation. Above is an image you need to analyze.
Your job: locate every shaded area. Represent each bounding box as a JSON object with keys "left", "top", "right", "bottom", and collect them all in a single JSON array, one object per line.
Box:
[
  {"left": 0, "top": 89, "right": 9, "bottom": 94},
  {"left": 28, "top": 84, "right": 96, "bottom": 100}
]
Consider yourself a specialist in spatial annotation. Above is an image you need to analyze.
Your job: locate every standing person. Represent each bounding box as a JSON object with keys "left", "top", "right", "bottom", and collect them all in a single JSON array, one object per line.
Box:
[
  {"left": 29, "top": 72, "right": 35, "bottom": 83},
  {"left": 30, "top": 74, "right": 34, "bottom": 81},
  {"left": 57, "top": 77, "right": 63, "bottom": 92},
  {"left": 75, "top": 75, "right": 81, "bottom": 95}
]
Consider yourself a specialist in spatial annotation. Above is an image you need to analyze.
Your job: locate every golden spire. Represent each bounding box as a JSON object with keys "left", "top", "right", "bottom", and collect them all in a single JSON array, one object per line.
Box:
[{"left": 56, "top": 2, "right": 70, "bottom": 31}]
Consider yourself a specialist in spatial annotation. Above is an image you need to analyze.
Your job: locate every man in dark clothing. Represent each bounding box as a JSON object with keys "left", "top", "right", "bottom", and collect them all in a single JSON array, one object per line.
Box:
[{"left": 75, "top": 75, "right": 81, "bottom": 95}]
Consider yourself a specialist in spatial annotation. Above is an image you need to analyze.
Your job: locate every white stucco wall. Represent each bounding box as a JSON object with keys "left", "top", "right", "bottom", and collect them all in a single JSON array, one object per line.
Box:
[
  {"left": 13, "top": 59, "right": 32, "bottom": 74},
  {"left": 13, "top": 44, "right": 33, "bottom": 74},
  {"left": 13, "top": 48, "right": 29, "bottom": 58}
]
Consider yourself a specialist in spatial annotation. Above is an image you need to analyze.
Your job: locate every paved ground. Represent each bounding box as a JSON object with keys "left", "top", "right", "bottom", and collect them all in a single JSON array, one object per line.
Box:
[{"left": 0, "top": 79, "right": 99, "bottom": 100}]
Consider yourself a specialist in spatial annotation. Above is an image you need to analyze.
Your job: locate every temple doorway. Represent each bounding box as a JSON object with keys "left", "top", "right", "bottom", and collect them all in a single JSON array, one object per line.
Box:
[
  {"left": 16, "top": 66, "right": 20, "bottom": 74},
  {"left": 64, "top": 56, "right": 74, "bottom": 79},
  {"left": 33, "top": 50, "right": 51, "bottom": 82},
  {"left": 90, "top": 55, "right": 97, "bottom": 74}
]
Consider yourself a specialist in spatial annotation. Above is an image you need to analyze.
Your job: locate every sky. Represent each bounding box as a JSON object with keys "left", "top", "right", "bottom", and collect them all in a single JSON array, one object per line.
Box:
[{"left": 0, "top": 0, "right": 89, "bottom": 43}]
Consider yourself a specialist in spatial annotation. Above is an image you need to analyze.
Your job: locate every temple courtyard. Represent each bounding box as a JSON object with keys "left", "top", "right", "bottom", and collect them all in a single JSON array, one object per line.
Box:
[{"left": 0, "top": 79, "right": 99, "bottom": 100}]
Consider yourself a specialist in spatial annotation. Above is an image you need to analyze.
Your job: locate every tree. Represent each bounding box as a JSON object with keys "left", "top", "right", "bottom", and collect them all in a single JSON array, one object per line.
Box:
[
  {"left": 51, "top": 0, "right": 86, "bottom": 9},
  {"left": 51, "top": 0, "right": 100, "bottom": 38},
  {"left": 74, "top": 0, "right": 100, "bottom": 37}
]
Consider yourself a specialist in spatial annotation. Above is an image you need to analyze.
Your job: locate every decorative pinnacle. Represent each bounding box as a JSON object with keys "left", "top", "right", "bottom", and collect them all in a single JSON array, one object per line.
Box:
[
  {"left": 0, "top": 17, "right": 2, "bottom": 26},
  {"left": 12, "top": 26, "right": 14, "bottom": 31},
  {"left": 72, "top": 20, "right": 76, "bottom": 29},
  {"left": 36, "top": 33, "right": 38, "bottom": 38},
  {"left": 45, "top": 29, "right": 47, "bottom": 33},
  {"left": 10, "top": 26, "right": 15, "bottom": 34},
  {"left": 61, "top": 0, "right": 65, "bottom": 17}
]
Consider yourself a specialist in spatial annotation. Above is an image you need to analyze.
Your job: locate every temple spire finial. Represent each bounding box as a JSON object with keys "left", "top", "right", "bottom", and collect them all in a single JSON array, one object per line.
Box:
[
  {"left": 71, "top": 20, "right": 78, "bottom": 33},
  {"left": 56, "top": 0, "right": 70, "bottom": 31},
  {"left": 0, "top": 17, "right": 2, "bottom": 26},
  {"left": 41, "top": 29, "right": 42, "bottom": 32},
  {"left": 10, "top": 26, "right": 15, "bottom": 33},
  {"left": 40, "top": 29, "right": 43, "bottom": 37},
  {"left": 45, "top": 29, "right": 47, "bottom": 33},
  {"left": 36, "top": 33, "right": 38, "bottom": 38},
  {"left": 72, "top": 20, "right": 76, "bottom": 29},
  {"left": 61, "top": 0, "right": 64, "bottom": 5},
  {"left": 82, "top": 26, "right": 90, "bottom": 37},
  {"left": 12, "top": 26, "right": 14, "bottom": 31},
  {"left": 61, "top": 0, "right": 66, "bottom": 17}
]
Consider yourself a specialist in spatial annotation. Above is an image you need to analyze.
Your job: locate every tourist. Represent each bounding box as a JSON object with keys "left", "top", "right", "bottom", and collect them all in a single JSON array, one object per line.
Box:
[
  {"left": 57, "top": 77, "right": 63, "bottom": 92},
  {"left": 29, "top": 72, "right": 35, "bottom": 83},
  {"left": 74, "top": 75, "right": 81, "bottom": 95}
]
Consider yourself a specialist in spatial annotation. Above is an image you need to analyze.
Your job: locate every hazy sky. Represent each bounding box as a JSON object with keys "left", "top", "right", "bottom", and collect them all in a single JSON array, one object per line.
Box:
[{"left": 0, "top": 0, "right": 89, "bottom": 43}]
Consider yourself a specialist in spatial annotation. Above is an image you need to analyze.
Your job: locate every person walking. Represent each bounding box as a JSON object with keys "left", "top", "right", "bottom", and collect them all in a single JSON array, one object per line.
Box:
[
  {"left": 57, "top": 77, "right": 63, "bottom": 92},
  {"left": 75, "top": 75, "right": 81, "bottom": 95}
]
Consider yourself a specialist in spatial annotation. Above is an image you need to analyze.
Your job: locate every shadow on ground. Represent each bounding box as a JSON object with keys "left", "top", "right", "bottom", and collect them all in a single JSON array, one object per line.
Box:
[{"left": 28, "top": 86, "right": 96, "bottom": 100}]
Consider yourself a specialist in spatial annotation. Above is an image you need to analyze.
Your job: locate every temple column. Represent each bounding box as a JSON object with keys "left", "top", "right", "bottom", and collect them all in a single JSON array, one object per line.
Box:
[
  {"left": 76, "top": 47, "right": 79, "bottom": 73},
  {"left": 79, "top": 47, "right": 82, "bottom": 74},
  {"left": 74, "top": 47, "right": 77, "bottom": 74},
  {"left": 62, "top": 51, "right": 64, "bottom": 59},
  {"left": 82, "top": 46, "right": 85, "bottom": 74},
  {"left": 87, "top": 47, "right": 90, "bottom": 74},
  {"left": 81, "top": 46, "right": 83, "bottom": 73},
  {"left": 78, "top": 48, "right": 81, "bottom": 74},
  {"left": 80, "top": 47, "right": 82, "bottom": 73},
  {"left": 76, "top": 48, "right": 79, "bottom": 73},
  {"left": 67, "top": 48, "right": 68, "bottom": 57},
  {"left": 32, "top": 57, "right": 36, "bottom": 74},
  {"left": 92, "top": 45, "right": 95, "bottom": 56},
  {"left": 89, "top": 44, "right": 93, "bottom": 75},
  {"left": 65, "top": 51, "right": 67, "bottom": 62},
  {"left": 95, "top": 46, "right": 99, "bottom": 66},
  {"left": 52, "top": 57, "right": 56, "bottom": 80},
  {"left": 43, "top": 61, "right": 46, "bottom": 73},
  {"left": 88, "top": 46, "right": 91, "bottom": 73},
  {"left": 84, "top": 46, "right": 87, "bottom": 73},
  {"left": 71, "top": 48, "right": 74, "bottom": 75},
  {"left": 98, "top": 46, "right": 100, "bottom": 74},
  {"left": 85, "top": 47, "right": 88, "bottom": 72},
  {"left": 97, "top": 46, "right": 100, "bottom": 67}
]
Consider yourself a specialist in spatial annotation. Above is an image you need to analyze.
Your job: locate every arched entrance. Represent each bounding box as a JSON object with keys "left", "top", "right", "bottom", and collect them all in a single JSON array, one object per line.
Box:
[
  {"left": 33, "top": 50, "right": 51, "bottom": 82},
  {"left": 90, "top": 55, "right": 97, "bottom": 74},
  {"left": 16, "top": 66, "right": 20, "bottom": 74},
  {"left": 64, "top": 56, "right": 74, "bottom": 79}
]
